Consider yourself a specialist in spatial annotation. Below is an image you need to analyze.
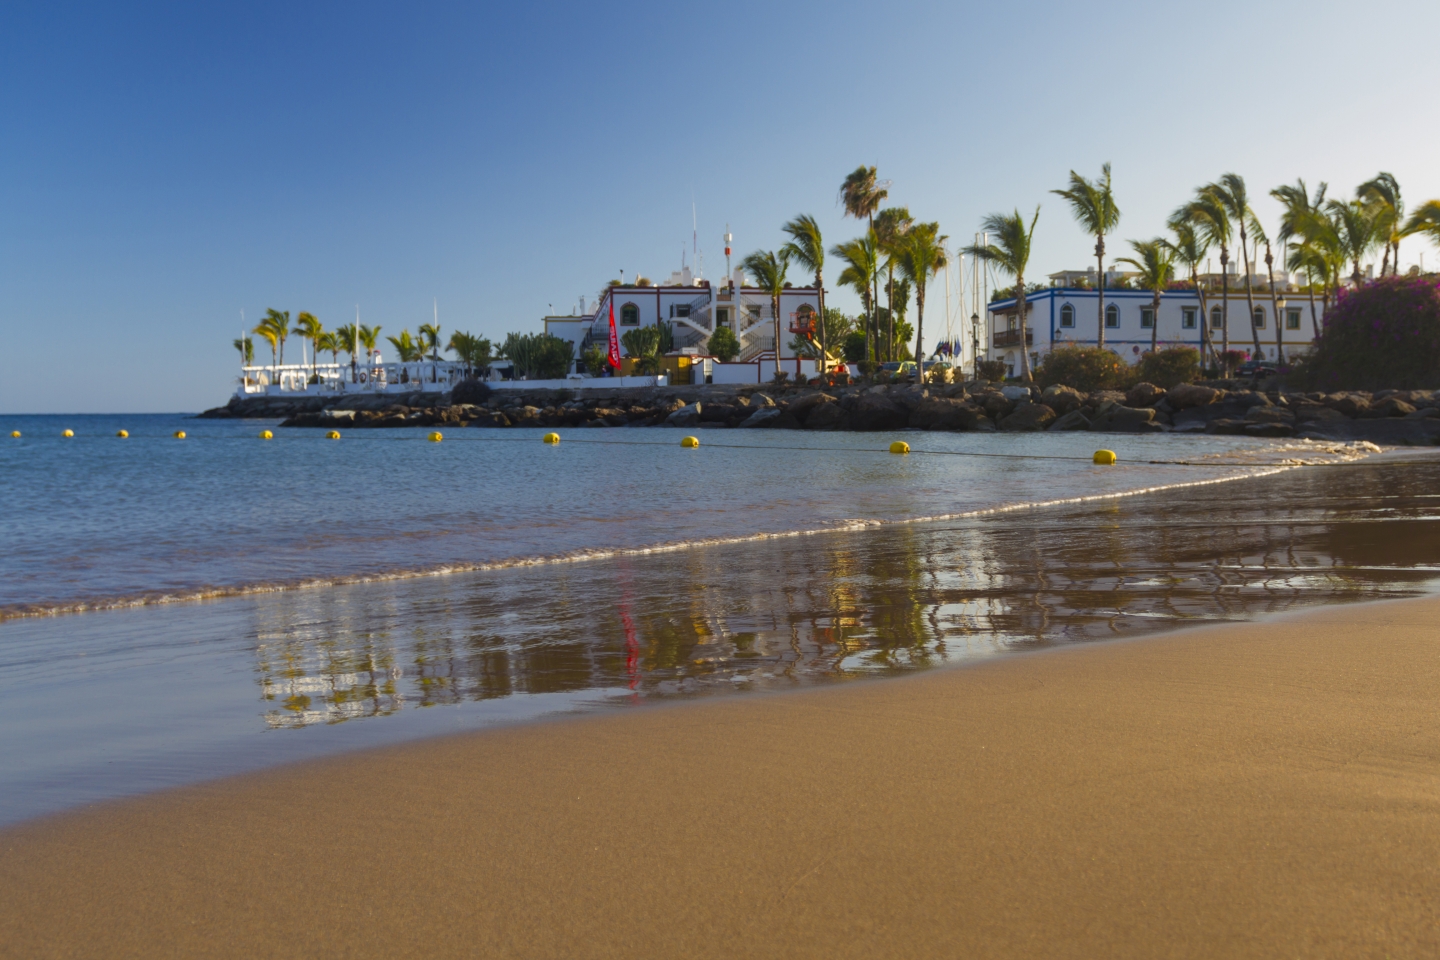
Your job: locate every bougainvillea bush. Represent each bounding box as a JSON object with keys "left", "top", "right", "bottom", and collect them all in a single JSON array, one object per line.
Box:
[
  {"left": 1293, "top": 277, "right": 1440, "bottom": 390},
  {"left": 1035, "top": 345, "right": 1132, "bottom": 391}
]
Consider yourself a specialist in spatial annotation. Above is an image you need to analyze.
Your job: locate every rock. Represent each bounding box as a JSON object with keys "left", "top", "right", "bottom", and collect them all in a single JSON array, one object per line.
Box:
[
  {"left": 450, "top": 379, "right": 492, "bottom": 405},
  {"left": 736, "top": 407, "right": 781, "bottom": 428},
  {"left": 1326, "top": 394, "right": 1371, "bottom": 418},
  {"left": 909, "top": 397, "right": 984, "bottom": 431},
  {"left": 666, "top": 402, "right": 701, "bottom": 427},
  {"left": 1244, "top": 406, "right": 1295, "bottom": 424},
  {"left": 1040, "top": 385, "right": 1085, "bottom": 414},
  {"left": 804, "top": 402, "right": 846, "bottom": 431},
  {"left": 1405, "top": 407, "right": 1440, "bottom": 419},
  {"left": 850, "top": 393, "right": 909, "bottom": 431},
  {"left": 1205, "top": 419, "right": 1250, "bottom": 435},
  {"left": 581, "top": 418, "right": 610, "bottom": 427},
  {"left": 1048, "top": 409, "right": 1091, "bottom": 431},
  {"left": 999, "top": 402, "right": 1056, "bottom": 432},
  {"left": 750, "top": 393, "right": 777, "bottom": 408},
  {"left": 1291, "top": 403, "right": 1347, "bottom": 423},
  {"left": 1363, "top": 397, "right": 1417, "bottom": 418},
  {"left": 1125, "top": 382, "right": 1166, "bottom": 408},
  {"left": 319, "top": 408, "right": 357, "bottom": 422},
  {"left": 1165, "top": 384, "right": 1221, "bottom": 410},
  {"left": 999, "top": 385, "right": 1032, "bottom": 401},
  {"left": 699, "top": 403, "right": 739, "bottom": 423},
  {"left": 787, "top": 392, "right": 837, "bottom": 424},
  {"left": 1244, "top": 422, "right": 1293, "bottom": 438},
  {"left": 1092, "top": 404, "right": 1158, "bottom": 432},
  {"left": 978, "top": 392, "right": 1015, "bottom": 421}
]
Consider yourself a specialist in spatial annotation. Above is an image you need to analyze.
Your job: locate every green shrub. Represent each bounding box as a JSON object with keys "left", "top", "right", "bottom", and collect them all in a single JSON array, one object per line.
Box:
[
  {"left": 1034, "top": 345, "right": 1132, "bottom": 391},
  {"left": 580, "top": 344, "right": 609, "bottom": 377},
  {"left": 500, "top": 332, "right": 573, "bottom": 380},
  {"left": 707, "top": 326, "right": 740, "bottom": 362},
  {"left": 976, "top": 359, "right": 1008, "bottom": 382},
  {"left": 842, "top": 331, "right": 868, "bottom": 364},
  {"left": 1134, "top": 346, "right": 1201, "bottom": 388}
]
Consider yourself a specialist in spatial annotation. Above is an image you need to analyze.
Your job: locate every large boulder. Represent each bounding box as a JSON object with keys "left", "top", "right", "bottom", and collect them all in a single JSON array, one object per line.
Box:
[
  {"left": 736, "top": 407, "right": 781, "bottom": 428},
  {"left": 909, "top": 397, "right": 984, "bottom": 431},
  {"left": 699, "top": 403, "right": 739, "bottom": 423},
  {"left": 1244, "top": 422, "right": 1294, "bottom": 438},
  {"left": 1091, "top": 404, "right": 1157, "bottom": 432},
  {"left": 999, "top": 402, "right": 1056, "bottom": 432},
  {"left": 1362, "top": 397, "right": 1417, "bottom": 418},
  {"left": 999, "top": 385, "right": 1032, "bottom": 401},
  {"left": 804, "top": 402, "right": 847, "bottom": 431},
  {"left": 787, "top": 392, "right": 837, "bottom": 425},
  {"left": 1244, "top": 406, "right": 1295, "bottom": 424},
  {"left": 1048, "top": 409, "right": 1091, "bottom": 431},
  {"left": 1040, "top": 384, "right": 1085, "bottom": 414},
  {"left": 1291, "top": 402, "right": 1348, "bottom": 423},
  {"left": 1326, "top": 393, "right": 1371, "bottom": 418},
  {"left": 1165, "top": 384, "right": 1221, "bottom": 410},
  {"left": 666, "top": 402, "right": 701, "bottom": 427},
  {"left": 1125, "top": 382, "right": 1166, "bottom": 408},
  {"left": 450, "top": 379, "right": 492, "bottom": 406},
  {"left": 850, "top": 392, "right": 909, "bottom": 431}
]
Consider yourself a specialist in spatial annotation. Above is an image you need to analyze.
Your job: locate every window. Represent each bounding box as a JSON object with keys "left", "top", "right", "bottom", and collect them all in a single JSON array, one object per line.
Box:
[
  {"left": 670, "top": 303, "right": 691, "bottom": 319},
  {"left": 1140, "top": 307, "right": 1155, "bottom": 329},
  {"left": 1286, "top": 308, "right": 1302, "bottom": 330},
  {"left": 1182, "top": 307, "right": 1197, "bottom": 329},
  {"left": 1211, "top": 306, "right": 1223, "bottom": 329},
  {"left": 1252, "top": 307, "right": 1266, "bottom": 329},
  {"left": 1059, "top": 304, "right": 1075, "bottom": 328},
  {"left": 620, "top": 303, "right": 640, "bottom": 326},
  {"left": 1105, "top": 304, "right": 1119, "bottom": 328},
  {"left": 715, "top": 307, "right": 730, "bottom": 328}
]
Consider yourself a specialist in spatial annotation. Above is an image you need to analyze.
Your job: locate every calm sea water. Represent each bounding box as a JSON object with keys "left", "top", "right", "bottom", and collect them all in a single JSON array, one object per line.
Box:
[{"left": 3, "top": 412, "right": 1433, "bottom": 826}]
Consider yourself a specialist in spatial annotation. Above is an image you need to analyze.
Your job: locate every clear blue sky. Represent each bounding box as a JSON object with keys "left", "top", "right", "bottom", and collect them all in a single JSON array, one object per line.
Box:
[{"left": 3, "top": 0, "right": 1438, "bottom": 412}]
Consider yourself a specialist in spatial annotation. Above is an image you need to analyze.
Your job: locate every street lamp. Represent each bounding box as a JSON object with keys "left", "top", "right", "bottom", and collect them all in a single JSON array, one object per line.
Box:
[{"left": 971, "top": 311, "right": 981, "bottom": 381}]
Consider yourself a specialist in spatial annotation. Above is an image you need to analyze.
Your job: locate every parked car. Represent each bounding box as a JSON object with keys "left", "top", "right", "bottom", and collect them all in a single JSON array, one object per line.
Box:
[{"left": 1235, "top": 359, "right": 1278, "bottom": 378}]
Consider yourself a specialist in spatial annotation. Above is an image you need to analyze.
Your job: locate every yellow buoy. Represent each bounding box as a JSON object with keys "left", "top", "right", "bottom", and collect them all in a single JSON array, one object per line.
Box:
[
  {"left": 116, "top": 430, "right": 128, "bottom": 438},
  {"left": 173, "top": 430, "right": 186, "bottom": 439},
  {"left": 428, "top": 431, "right": 443, "bottom": 442},
  {"left": 889, "top": 440, "right": 910, "bottom": 454},
  {"left": 542, "top": 432, "right": 560, "bottom": 444},
  {"left": 259, "top": 430, "right": 273, "bottom": 440},
  {"left": 62, "top": 429, "right": 74, "bottom": 438},
  {"left": 681, "top": 436, "right": 700, "bottom": 448},
  {"left": 9, "top": 431, "right": 19, "bottom": 438},
  {"left": 1093, "top": 449, "right": 1117, "bottom": 465},
  {"left": 326, "top": 430, "right": 341, "bottom": 440}
]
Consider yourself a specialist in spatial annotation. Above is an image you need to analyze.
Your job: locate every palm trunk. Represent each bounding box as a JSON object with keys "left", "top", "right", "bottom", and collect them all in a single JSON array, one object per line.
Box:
[
  {"left": 816, "top": 272, "right": 826, "bottom": 374},
  {"left": 1192, "top": 268, "right": 1213, "bottom": 368},
  {"left": 1219, "top": 248, "right": 1231, "bottom": 374},
  {"left": 914, "top": 286, "right": 925, "bottom": 370},
  {"left": 1307, "top": 274, "right": 1320, "bottom": 340},
  {"left": 1150, "top": 289, "right": 1160, "bottom": 354},
  {"left": 1016, "top": 277, "right": 1031, "bottom": 382},
  {"left": 1264, "top": 245, "right": 1283, "bottom": 366},
  {"left": 1240, "top": 230, "right": 1262, "bottom": 359},
  {"left": 886, "top": 264, "right": 895, "bottom": 363},
  {"left": 1095, "top": 236, "right": 1107, "bottom": 349},
  {"left": 772, "top": 292, "right": 782, "bottom": 380}
]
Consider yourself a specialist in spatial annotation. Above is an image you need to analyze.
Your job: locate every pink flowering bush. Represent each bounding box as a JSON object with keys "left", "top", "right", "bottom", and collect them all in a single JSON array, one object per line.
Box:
[{"left": 1292, "top": 277, "right": 1440, "bottom": 390}]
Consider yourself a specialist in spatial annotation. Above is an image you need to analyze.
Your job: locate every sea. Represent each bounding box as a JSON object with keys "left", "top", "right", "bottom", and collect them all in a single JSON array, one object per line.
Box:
[{"left": 2, "top": 412, "right": 1438, "bottom": 826}]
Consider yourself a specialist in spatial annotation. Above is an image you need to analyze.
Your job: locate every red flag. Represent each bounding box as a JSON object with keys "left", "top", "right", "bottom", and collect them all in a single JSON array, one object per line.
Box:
[{"left": 607, "top": 298, "right": 622, "bottom": 369}]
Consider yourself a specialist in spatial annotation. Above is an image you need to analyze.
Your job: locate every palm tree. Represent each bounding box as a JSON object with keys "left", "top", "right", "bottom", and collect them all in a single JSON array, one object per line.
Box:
[
  {"left": 1251, "top": 220, "right": 1288, "bottom": 366},
  {"left": 334, "top": 325, "right": 359, "bottom": 382},
  {"left": 781, "top": 214, "right": 827, "bottom": 370},
  {"left": 1357, "top": 173, "right": 1403, "bottom": 276},
  {"left": 358, "top": 324, "right": 382, "bottom": 370},
  {"left": 233, "top": 335, "right": 254, "bottom": 367},
  {"left": 831, "top": 232, "right": 880, "bottom": 366},
  {"left": 1051, "top": 163, "right": 1121, "bottom": 348},
  {"left": 315, "top": 331, "right": 340, "bottom": 373},
  {"left": 895, "top": 222, "right": 947, "bottom": 369},
  {"left": 419, "top": 322, "right": 442, "bottom": 360},
  {"left": 840, "top": 166, "right": 888, "bottom": 360},
  {"left": 1206, "top": 175, "right": 1264, "bottom": 360},
  {"left": 446, "top": 331, "right": 494, "bottom": 377},
  {"left": 253, "top": 308, "right": 290, "bottom": 370},
  {"left": 1164, "top": 222, "right": 1213, "bottom": 365},
  {"left": 294, "top": 312, "right": 323, "bottom": 381},
  {"left": 1117, "top": 239, "right": 1175, "bottom": 356},
  {"left": 1170, "top": 192, "right": 1233, "bottom": 369},
  {"left": 1403, "top": 200, "right": 1440, "bottom": 254},
  {"left": 1272, "top": 180, "right": 1328, "bottom": 339},
  {"left": 964, "top": 207, "right": 1040, "bottom": 382},
  {"left": 741, "top": 249, "right": 791, "bottom": 374},
  {"left": 386, "top": 330, "right": 425, "bottom": 363},
  {"left": 1324, "top": 198, "right": 1380, "bottom": 290},
  {"left": 874, "top": 207, "right": 913, "bottom": 362}
]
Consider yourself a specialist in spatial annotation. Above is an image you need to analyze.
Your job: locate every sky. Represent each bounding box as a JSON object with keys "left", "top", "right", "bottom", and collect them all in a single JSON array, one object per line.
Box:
[{"left": 3, "top": 0, "right": 1439, "bottom": 412}]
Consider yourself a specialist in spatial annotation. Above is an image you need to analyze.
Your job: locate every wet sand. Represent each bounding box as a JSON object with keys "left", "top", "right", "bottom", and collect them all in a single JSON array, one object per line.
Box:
[{"left": 3, "top": 593, "right": 1438, "bottom": 959}]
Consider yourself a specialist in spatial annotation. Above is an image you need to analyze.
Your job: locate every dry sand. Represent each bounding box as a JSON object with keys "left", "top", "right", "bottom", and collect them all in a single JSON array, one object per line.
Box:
[{"left": 2, "top": 594, "right": 1438, "bottom": 959}]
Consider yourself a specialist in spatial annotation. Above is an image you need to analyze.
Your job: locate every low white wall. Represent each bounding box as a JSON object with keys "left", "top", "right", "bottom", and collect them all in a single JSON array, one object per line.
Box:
[
  {"left": 489, "top": 376, "right": 667, "bottom": 390},
  {"left": 710, "top": 362, "right": 760, "bottom": 384}
]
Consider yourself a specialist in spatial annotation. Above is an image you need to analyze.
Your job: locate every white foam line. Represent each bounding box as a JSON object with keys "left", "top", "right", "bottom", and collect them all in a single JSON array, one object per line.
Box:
[{"left": 0, "top": 445, "right": 1382, "bottom": 622}]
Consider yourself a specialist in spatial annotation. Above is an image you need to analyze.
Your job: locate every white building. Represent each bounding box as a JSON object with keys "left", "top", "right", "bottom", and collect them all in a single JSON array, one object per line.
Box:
[{"left": 984, "top": 278, "right": 1329, "bottom": 377}]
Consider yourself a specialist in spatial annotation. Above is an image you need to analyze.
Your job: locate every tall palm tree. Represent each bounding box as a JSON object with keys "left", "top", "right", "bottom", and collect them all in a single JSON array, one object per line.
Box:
[
  {"left": 1117, "top": 239, "right": 1175, "bottom": 356},
  {"left": 1324, "top": 198, "right": 1381, "bottom": 289},
  {"left": 387, "top": 330, "right": 425, "bottom": 363},
  {"left": 1357, "top": 173, "right": 1403, "bottom": 276},
  {"left": 964, "top": 207, "right": 1040, "bottom": 382},
  {"left": 874, "top": 207, "right": 913, "bottom": 362},
  {"left": 315, "top": 331, "right": 340, "bottom": 372},
  {"left": 253, "top": 308, "right": 291, "bottom": 370},
  {"left": 1403, "top": 200, "right": 1440, "bottom": 265},
  {"left": 1164, "top": 222, "right": 1213, "bottom": 365},
  {"left": 1251, "top": 220, "right": 1287, "bottom": 366},
  {"left": 896, "top": 222, "right": 947, "bottom": 369},
  {"left": 741, "top": 249, "right": 790, "bottom": 373},
  {"left": 1206, "top": 175, "right": 1264, "bottom": 360},
  {"left": 781, "top": 214, "right": 827, "bottom": 370},
  {"left": 1170, "top": 192, "right": 1233, "bottom": 369},
  {"left": 294, "top": 312, "right": 323, "bottom": 381},
  {"left": 334, "top": 325, "right": 359, "bottom": 382},
  {"left": 233, "top": 335, "right": 253, "bottom": 365},
  {"left": 1051, "top": 163, "right": 1121, "bottom": 348},
  {"left": 840, "top": 166, "right": 888, "bottom": 360},
  {"left": 419, "top": 322, "right": 442, "bottom": 360},
  {"left": 1272, "top": 180, "right": 1328, "bottom": 339},
  {"left": 358, "top": 324, "right": 382, "bottom": 369},
  {"left": 831, "top": 232, "right": 880, "bottom": 367}
]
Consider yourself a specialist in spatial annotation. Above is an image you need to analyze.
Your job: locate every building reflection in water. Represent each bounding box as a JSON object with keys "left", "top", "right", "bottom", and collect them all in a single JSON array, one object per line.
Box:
[{"left": 254, "top": 459, "right": 1440, "bottom": 729}]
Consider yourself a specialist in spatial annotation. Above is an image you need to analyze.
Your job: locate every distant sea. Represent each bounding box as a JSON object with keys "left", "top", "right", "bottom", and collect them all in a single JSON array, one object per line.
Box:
[{"left": 3, "top": 412, "right": 1435, "bottom": 826}]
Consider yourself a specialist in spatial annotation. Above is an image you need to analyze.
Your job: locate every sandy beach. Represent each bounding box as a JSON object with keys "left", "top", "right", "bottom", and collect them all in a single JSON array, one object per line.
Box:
[{"left": 2, "top": 593, "right": 1438, "bottom": 959}]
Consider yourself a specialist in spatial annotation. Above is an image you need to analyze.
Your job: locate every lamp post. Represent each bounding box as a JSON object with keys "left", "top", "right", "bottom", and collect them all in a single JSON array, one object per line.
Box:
[{"left": 971, "top": 311, "right": 981, "bottom": 381}]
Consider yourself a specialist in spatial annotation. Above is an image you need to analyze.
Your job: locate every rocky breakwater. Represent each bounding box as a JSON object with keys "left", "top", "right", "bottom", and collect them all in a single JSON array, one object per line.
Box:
[{"left": 199, "top": 379, "right": 1440, "bottom": 444}]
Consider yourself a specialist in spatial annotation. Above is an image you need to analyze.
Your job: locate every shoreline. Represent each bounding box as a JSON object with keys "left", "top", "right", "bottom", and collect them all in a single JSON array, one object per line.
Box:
[{"left": 4, "top": 591, "right": 1437, "bottom": 958}]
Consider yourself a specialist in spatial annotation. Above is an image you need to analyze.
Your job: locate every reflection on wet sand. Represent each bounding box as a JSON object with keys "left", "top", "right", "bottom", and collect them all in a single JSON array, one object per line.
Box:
[{"left": 254, "top": 458, "right": 1440, "bottom": 728}]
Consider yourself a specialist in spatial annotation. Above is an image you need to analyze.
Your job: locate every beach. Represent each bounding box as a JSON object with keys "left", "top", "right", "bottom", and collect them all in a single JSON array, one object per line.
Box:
[{"left": 3, "top": 592, "right": 1437, "bottom": 958}]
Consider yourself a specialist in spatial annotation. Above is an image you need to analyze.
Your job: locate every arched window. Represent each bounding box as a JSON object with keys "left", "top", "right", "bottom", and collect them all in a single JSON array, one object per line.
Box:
[
  {"left": 1059, "top": 304, "right": 1075, "bottom": 328},
  {"left": 1252, "top": 306, "right": 1266, "bottom": 329},
  {"left": 620, "top": 303, "right": 640, "bottom": 326},
  {"left": 1105, "top": 303, "right": 1119, "bottom": 328},
  {"left": 1211, "top": 306, "right": 1223, "bottom": 329}
]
